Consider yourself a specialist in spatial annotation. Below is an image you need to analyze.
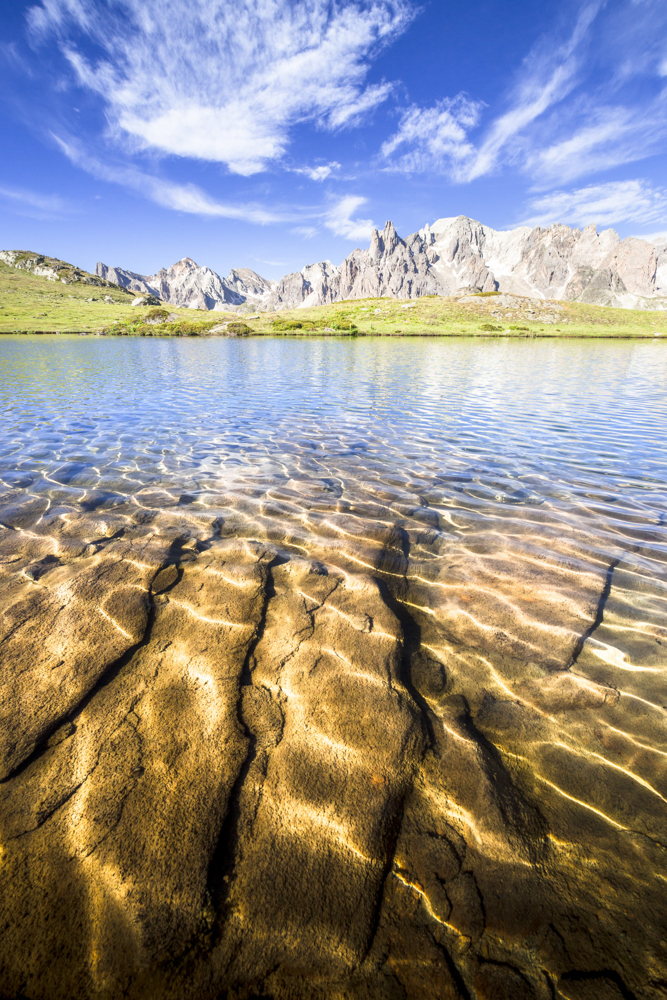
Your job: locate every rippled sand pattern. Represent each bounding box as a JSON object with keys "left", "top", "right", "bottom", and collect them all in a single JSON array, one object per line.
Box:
[{"left": 1, "top": 335, "right": 666, "bottom": 1000}]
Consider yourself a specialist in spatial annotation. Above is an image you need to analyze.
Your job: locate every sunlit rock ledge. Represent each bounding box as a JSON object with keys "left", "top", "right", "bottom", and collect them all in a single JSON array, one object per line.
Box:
[{"left": 1, "top": 489, "right": 666, "bottom": 1000}]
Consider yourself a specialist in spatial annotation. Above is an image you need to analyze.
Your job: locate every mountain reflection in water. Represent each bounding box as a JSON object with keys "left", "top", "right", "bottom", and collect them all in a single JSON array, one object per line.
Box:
[{"left": 0, "top": 335, "right": 666, "bottom": 1000}]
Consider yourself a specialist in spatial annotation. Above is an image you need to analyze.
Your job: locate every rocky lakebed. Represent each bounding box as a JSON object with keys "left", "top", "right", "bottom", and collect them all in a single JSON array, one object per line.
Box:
[{"left": 0, "top": 334, "right": 666, "bottom": 1000}]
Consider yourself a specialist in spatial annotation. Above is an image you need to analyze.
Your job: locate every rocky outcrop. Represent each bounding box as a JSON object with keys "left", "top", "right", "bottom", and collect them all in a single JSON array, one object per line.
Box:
[
  {"left": 269, "top": 222, "right": 451, "bottom": 310},
  {"left": 131, "top": 294, "right": 161, "bottom": 307},
  {"left": 340, "top": 221, "right": 448, "bottom": 300},
  {"left": 0, "top": 251, "right": 130, "bottom": 291},
  {"left": 96, "top": 258, "right": 276, "bottom": 312}
]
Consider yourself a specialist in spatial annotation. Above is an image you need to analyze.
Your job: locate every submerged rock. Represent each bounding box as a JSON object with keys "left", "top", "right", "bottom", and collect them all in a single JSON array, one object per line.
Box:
[{"left": 0, "top": 493, "right": 665, "bottom": 999}]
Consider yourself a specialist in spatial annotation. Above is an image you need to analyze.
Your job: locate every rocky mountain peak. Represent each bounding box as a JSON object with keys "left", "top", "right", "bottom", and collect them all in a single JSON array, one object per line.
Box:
[
  {"left": 382, "top": 220, "right": 399, "bottom": 254},
  {"left": 369, "top": 220, "right": 402, "bottom": 259},
  {"left": 97, "top": 214, "right": 667, "bottom": 314},
  {"left": 96, "top": 257, "right": 275, "bottom": 311}
]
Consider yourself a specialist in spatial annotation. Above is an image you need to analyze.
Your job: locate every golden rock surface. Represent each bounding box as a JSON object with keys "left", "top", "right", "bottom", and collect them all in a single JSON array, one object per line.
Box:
[{"left": 0, "top": 491, "right": 666, "bottom": 1000}]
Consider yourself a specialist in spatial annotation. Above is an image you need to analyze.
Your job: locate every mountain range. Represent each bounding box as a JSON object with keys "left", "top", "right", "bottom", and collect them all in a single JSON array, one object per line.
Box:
[{"left": 91, "top": 215, "right": 666, "bottom": 313}]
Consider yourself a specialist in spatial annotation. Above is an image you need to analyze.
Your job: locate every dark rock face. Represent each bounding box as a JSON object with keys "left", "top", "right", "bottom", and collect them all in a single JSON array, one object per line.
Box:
[
  {"left": 131, "top": 294, "right": 162, "bottom": 306},
  {"left": 564, "top": 266, "right": 628, "bottom": 304},
  {"left": 0, "top": 490, "right": 665, "bottom": 1000}
]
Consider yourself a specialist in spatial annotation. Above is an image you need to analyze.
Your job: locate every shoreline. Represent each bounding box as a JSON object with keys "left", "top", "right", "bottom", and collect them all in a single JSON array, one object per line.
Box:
[{"left": 1, "top": 328, "right": 666, "bottom": 340}]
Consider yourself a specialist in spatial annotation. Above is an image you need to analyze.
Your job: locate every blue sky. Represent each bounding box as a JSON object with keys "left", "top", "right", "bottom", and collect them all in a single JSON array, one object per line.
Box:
[{"left": 1, "top": 0, "right": 667, "bottom": 279}]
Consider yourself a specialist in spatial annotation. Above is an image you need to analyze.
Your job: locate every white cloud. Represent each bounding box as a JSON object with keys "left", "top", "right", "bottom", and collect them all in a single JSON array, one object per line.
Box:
[
  {"left": 632, "top": 230, "right": 667, "bottom": 245},
  {"left": 0, "top": 185, "right": 69, "bottom": 215},
  {"left": 52, "top": 134, "right": 287, "bottom": 223},
  {"left": 383, "top": 0, "right": 667, "bottom": 187},
  {"left": 294, "top": 162, "right": 341, "bottom": 181},
  {"left": 324, "top": 195, "right": 374, "bottom": 240},
  {"left": 526, "top": 109, "right": 638, "bottom": 185},
  {"left": 520, "top": 179, "right": 667, "bottom": 229},
  {"left": 525, "top": 96, "right": 667, "bottom": 187},
  {"left": 327, "top": 82, "right": 394, "bottom": 128},
  {"left": 381, "top": 95, "right": 481, "bottom": 172},
  {"left": 53, "top": 133, "right": 373, "bottom": 238},
  {"left": 377, "top": 2, "right": 615, "bottom": 181},
  {"left": 29, "top": 0, "right": 413, "bottom": 175},
  {"left": 462, "top": 1, "right": 603, "bottom": 182}
]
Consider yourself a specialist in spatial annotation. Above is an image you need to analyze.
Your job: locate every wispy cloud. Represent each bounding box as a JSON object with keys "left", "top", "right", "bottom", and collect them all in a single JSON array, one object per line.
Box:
[
  {"left": 381, "top": 95, "right": 481, "bottom": 172},
  {"left": 293, "top": 161, "right": 341, "bottom": 181},
  {"left": 462, "top": 1, "right": 603, "bottom": 182},
  {"left": 53, "top": 133, "right": 374, "bottom": 240},
  {"left": 520, "top": 179, "right": 667, "bottom": 229},
  {"left": 376, "top": 3, "right": 603, "bottom": 181},
  {"left": 526, "top": 0, "right": 667, "bottom": 186},
  {"left": 525, "top": 95, "right": 667, "bottom": 187},
  {"left": 380, "top": 0, "right": 667, "bottom": 190},
  {"left": 324, "top": 195, "right": 374, "bottom": 240},
  {"left": 253, "top": 257, "right": 287, "bottom": 267},
  {"left": 53, "top": 134, "right": 289, "bottom": 223},
  {"left": 29, "top": 0, "right": 414, "bottom": 175},
  {"left": 0, "top": 184, "right": 70, "bottom": 219}
]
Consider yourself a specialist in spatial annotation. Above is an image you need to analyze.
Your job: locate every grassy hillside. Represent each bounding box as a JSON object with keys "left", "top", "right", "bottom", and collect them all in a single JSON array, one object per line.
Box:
[
  {"left": 248, "top": 293, "right": 667, "bottom": 339},
  {"left": 0, "top": 259, "right": 196, "bottom": 333},
  {"left": 2, "top": 256, "right": 667, "bottom": 338}
]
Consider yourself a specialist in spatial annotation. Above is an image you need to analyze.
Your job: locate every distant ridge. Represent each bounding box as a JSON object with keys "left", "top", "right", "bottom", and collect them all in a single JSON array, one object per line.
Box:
[
  {"left": 0, "top": 250, "right": 130, "bottom": 293},
  {"left": 96, "top": 258, "right": 275, "bottom": 311},
  {"left": 86, "top": 215, "right": 667, "bottom": 313}
]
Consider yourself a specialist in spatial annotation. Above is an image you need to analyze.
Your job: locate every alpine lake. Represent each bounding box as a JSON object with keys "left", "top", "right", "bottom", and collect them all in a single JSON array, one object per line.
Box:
[{"left": 1, "top": 333, "right": 666, "bottom": 1000}]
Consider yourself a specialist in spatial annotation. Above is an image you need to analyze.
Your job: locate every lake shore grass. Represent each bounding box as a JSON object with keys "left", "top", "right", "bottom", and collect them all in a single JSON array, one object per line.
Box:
[{"left": 2, "top": 259, "right": 667, "bottom": 339}]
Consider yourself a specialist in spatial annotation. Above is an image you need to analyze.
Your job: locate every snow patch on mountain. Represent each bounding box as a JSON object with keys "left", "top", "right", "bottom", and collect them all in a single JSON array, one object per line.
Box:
[{"left": 97, "top": 216, "right": 667, "bottom": 313}]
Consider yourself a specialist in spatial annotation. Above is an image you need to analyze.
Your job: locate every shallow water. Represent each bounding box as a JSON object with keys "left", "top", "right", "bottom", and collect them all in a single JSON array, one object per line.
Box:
[
  {"left": 2, "top": 334, "right": 666, "bottom": 513},
  {"left": 1, "top": 334, "right": 666, "bottom": 999}
]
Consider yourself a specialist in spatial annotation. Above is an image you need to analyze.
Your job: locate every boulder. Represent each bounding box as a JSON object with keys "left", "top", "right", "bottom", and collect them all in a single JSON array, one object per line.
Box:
[{"left": 131, "top": 294, "right": 161, "bottom": 307}]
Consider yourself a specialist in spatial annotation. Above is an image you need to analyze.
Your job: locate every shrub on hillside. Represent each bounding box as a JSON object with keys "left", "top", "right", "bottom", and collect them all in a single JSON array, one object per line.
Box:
[
  {"left": 143, "top": 308, "right": 170, "bottom": 324},
  {"left": 271, "top": 320, "right": 303, "bottom": 330}
]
